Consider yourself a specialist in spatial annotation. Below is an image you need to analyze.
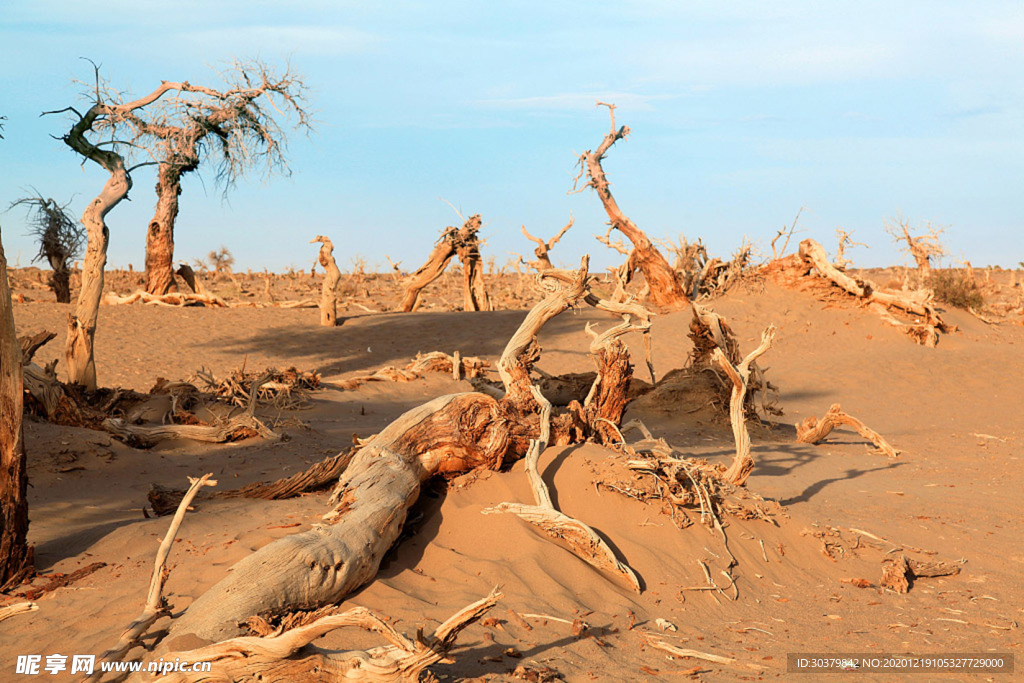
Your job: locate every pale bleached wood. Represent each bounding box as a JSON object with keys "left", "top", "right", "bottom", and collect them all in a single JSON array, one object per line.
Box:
[
  {"left": 796, "top": 403, "right": 900, "bottom": 458},
  {"left": 713, "top": 326, "right": 776, "bottom": 486},
  {"left": 0, "top": 602, "right": 37, "bottom": 622},
  {"left": 103, "top": 290, "right": 227, "bottom": 307}
]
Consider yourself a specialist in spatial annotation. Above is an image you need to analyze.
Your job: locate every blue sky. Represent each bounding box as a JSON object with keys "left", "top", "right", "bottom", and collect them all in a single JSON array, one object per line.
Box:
[{"left": 0, "top": 1, "right": 1021, "bottom": 273}]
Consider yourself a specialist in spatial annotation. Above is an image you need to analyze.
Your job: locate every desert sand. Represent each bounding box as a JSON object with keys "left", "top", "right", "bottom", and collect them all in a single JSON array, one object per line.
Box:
[{"left": 1, "top": 265, "right": 1022, "bottom": 682}]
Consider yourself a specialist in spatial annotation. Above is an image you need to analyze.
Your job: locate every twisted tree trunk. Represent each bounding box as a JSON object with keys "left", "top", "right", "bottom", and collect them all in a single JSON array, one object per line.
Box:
[
  {"left": 145, "top": 164, "right": 188, "bottom": 295},
  {"left": 62, "top": 105, "right": 133, "bottom": 390},
  {"left": 579, "top": 103, "right": 687, "bottom": 309},
  {"left": 0, "top": 227, "right": 31, "bottom": 590}
]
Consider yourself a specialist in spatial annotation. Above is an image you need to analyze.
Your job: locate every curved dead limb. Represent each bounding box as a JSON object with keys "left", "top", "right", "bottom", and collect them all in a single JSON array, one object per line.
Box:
[
  {"left": 334, "top": 352, "right": 489, "bottom": 391},
  {"left": 796, "top": 403, "right": 900, "bottom": 458},
  {"left": 496, "top": 258, "right": 590, "bottom": 406},
  {"left": 688, "top": 302, "right": 740, "bottom": 368},
  {"left": 713, "top": 326, "right": 776, "bottom": 486},
  {"left": 575, "top": 102, "right": 687, "bottom": 308},
  {"left": 484, "top": 387, "right": 641, "bottom": 592},
  {"left": 311, "top": 235, "right": 341, "bottom": 326},
  {"left": 156, "top": 591, "right": 501, "bottom": 682},
  {"left": 103, "top": 290, "right": 228, "bottom": 307},
  {"left": 88, "top": 474, "right": 216, "bottom": 681},
  {"left": 521, "top": 215, "right": 573, "bottom": 270}
]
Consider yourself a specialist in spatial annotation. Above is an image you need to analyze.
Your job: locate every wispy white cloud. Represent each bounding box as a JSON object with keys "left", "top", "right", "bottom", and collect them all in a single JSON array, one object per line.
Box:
[{"left": 177, "top": 25, "right": 382, "bottom": 57}]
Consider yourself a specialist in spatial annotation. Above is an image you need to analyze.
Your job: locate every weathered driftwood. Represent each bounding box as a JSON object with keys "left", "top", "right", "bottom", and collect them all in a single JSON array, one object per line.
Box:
[
  {"left": 688, "top": 302, "right": 740, "bottom": 367},
  {"left": 311, "top": 235, "right": 341, "bottom": 326},
  {"left": 103, "top": 290, "right": 227, "bottom": 307},
  {"left": 334, "top": 352, "right": 489, "bottom": 391},
  {"left": 484, "top": 387, "right": 641, "bottom": 592},
  {"left": 575, "top": 102, "right": 687, "bottom": 309},
  {"left": 521, "top": 216, "right": 573, "bottom": 270},
  {"left": 87, "top": 474, "right": 217, "bottom": 681},
  {"left": 163, "top": 258, "right": 642, "bottom": 645},
  {"left": 157, "top": 590, "right": 501, "bottom": 682},
  {"left": 798, "top": 238, "right": 947, "bottom": 346},
  {"left": 713, "top": 326, "right": 776, "bottom": 486},
  {"left": 796, "top": 403, "right": 900, "bottom": 458},
  {"left": 1, "top": 229, "right": 32, "bottom": 590},
  {"left": 400, "top": 214, "right": 490, "bottom": 312},
  {"left": 880, "top": 554, "right": 960, "bottom": 593}
]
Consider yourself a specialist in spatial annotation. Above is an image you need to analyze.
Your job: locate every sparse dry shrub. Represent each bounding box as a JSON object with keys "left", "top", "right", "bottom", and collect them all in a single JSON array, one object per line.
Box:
[
  {"left": 12, "top": 194, "right": 85, "bottom": 303},
  {"left": 208, "top": 246, "right": 235, "bottom": 275},
  {"left": 928, "top": 270, "right": 984, "bottom": 310}
]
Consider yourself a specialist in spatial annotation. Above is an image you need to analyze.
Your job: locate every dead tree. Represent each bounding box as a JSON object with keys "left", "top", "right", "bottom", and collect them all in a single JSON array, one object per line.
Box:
[
  {"left": 106, "top": 61, "right": 311, "bottom": 295},
  {"left": 10, "top": 194, "right": 85, "bottom": 303},
  {"left": 1, "top": 225, "right": 32, "bottom": 590},
  {"left": 311, "top": 235, "right": 341, "bottom": 326},
  {"left": 400, "top": 214, "right": 491, "bottom": 312},
  {"left": 574, "top": 102, "right": 688, "bottom": 308},
  {"left": 520, "top": 215, "right": 573, "bottom": 270},
  {"left": 46, "top": 69, "right": 154, "bottom": 389},
  {"left": 163, "top": 257, "right": 646, "bottom": 644},
  {"left": 885, "top": 217, "right": 947, "bottom": 277}
]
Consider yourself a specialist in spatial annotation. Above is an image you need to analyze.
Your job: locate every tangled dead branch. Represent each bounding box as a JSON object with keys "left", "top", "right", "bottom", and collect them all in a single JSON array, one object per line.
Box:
[
  {"left": 400, "top": 214, "right": 491, "bottom": 312},
  {"left": 793, "top": 238, "right": 949, "bottom": 346},
  {"left": 334, "top": 352, "right": 488, "bottom": 391}
]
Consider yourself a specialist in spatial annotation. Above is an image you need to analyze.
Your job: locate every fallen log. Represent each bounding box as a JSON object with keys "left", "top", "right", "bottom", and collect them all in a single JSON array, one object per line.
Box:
[
  {"left": 334, "top": 351, "right": 489, "bottom": 391},
  {"left": 162, "top": 257, "right": 645, "bottom": 645},
  {"left": 796, "top": 403, "right": 900, "bottom": 458},
  {"left": 880, "top": 554, "right": 960, "bottom": 593}
]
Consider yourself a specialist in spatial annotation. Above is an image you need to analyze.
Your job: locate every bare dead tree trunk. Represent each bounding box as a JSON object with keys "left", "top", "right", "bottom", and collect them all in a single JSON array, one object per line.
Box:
[
  {"left": 311, "top": 235, "right": 341, "bottom": 326},
  {"left": 577, "top": 103, "right": 687, "bottom": 309},
  {"left": 47, "top": 254, "right": 72, "bottom": 304},
  {"left": 145, "top": 164, "right": 187, "bottom": 295},
  {"left": 400, "top": 215, "right": 488, "bottom": 312},
  {"left": 62, "top": 107, "right": 133, "bottom": 391},
  {"left": 0, "top": 227, "right": 31, "bottom": 590}
]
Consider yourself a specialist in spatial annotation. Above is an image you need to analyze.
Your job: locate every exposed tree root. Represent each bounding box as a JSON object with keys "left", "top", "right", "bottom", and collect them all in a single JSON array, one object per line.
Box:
[
  {"left": 156, "top": 590, "right": 501, "bottom": 682},
  {"left": 334, "top": 351, "right": 489, "bottom": 391},
  {"left": 796, "top": 403, "right": 900, "bottom": 458},
  {"left": 484, "top": 387, "right": 641, "bottom": 592}
]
